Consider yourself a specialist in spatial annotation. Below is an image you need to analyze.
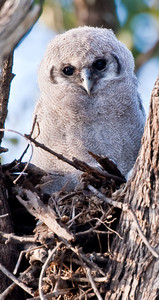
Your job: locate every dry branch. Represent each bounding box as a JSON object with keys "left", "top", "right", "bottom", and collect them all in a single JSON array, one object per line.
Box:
[
  {"left": 85, "top": 266, "right": 103, "bottom": 300},
  {"left": 38, "top": 242, "right": 62, "bottom": 300},
  {"left": 25, "top": 133, "right": 126, "bottom": 185},
  {"left": 0, "top": 0, "right": 43, "bottom": 68},
  {"left": 0, "top": 263, "right": 33, "bottom": 297},
  {"left": 0, "top": 231, "right": 35, "bottom": 244},
  {"left": 0, "top": 283, "right": 16, "bottom": 300},
  {"left": 16, "top": 189, "right": 74, "bottom": 242}
]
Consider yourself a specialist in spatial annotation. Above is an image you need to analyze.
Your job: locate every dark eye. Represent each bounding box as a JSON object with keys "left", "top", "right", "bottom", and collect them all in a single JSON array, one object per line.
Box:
[
  {"left": 93, "top": 59, "right": 106, "bottom": 71},
  {"left": 63, "top": 66, "right": 74, "bottom": 76}
]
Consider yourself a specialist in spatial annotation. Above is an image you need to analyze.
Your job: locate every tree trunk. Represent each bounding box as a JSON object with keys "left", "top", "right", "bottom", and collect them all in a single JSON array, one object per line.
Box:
[
  {"left": 73, "top": 0, "right": 118, "bottom": 32},
  {"left": 0, "top": 1, "right": 43, "bottom": 298},
  {"left": 0, "top": 167, "right": 24, "bottom": 299},
  {"left": 0, "top": 53, "right": 14, "bottom": 144},
  {"left": 104, "top": 75, "right": 159, "bottom": 299}
]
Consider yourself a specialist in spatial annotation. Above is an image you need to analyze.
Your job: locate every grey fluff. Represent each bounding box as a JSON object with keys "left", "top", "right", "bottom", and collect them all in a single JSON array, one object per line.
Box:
[{"left": 32, "top": 26, "right": 146, "bottom": 191}]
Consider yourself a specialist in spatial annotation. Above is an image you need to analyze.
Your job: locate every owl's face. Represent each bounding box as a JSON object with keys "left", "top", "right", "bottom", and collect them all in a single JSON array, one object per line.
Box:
[
  {"left": 50, "top": 52, "right": 121, "bottom": 95},
  {"left": 39, "top": 26, "right": 135, "bottom": 98}
]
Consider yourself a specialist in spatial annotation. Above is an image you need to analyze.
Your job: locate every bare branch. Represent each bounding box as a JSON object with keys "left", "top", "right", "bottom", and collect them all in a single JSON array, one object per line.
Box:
[
  {"left": 85, "top": 266, "right": 103, "bottom": 300},
  {"left": 0, "top": 213, "right": 9, "bottom": 219},
  {"left": 0, "top": 128, "right": 34, "bottom": 183},
  {"left": 0, "top": 0, "right": 43, "bottom": 68},
  {"left": 27, "top": 289, "right": 75, "bottom": 300},
  {"left": 16, "top": 188, "right": 74, "bottom": 242},
  {"left": 0, "top": 231, "right": 35, "bottom": 244},
  {"left": 0, "top": 283, "right": 16, "bottom": 300},
  {"left": 0, "top": 263, "right": 34, "bottom": 297},
  {"left": 25, "top": 133, "right": 126, "bottom": 184},
  {"left": 38, "top": 242, "right": 62, "bottom": 300}
]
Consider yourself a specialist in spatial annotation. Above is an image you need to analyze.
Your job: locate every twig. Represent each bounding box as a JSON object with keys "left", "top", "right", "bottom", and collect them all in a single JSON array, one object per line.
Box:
[
  {"left": 0, "top": 213, "right": 9, "bottom": 219},
  {"left": 0, "top": 231, "right": 35, "bottom": 244},
  {"left": 24, "top": 134, "right": 126, "bottom": 184},
  {"left": 67, "top": 211, "right": 85, "bottom": 227},
  {"left": 13, "top": 244, "right": 46, "bottom": 275},
  {"left": 58, "top": 191, "right": 83, "bottom": 204},
  {"left": 78, "top": 247, "right": 105, "bottom": 277},
  {"left": 0, "top": 263, "right": 34, "bottom": 296},
  {"left": 85, "top": 266, "right": 103, "bottom": 300},
  {"left": 0, "top": 128, "right": 33, "bottom": 184},
  {"left": 71, "top": 246, "right": 103, "bottom": 300},
  {"left": 25, "top": 134, "right": 77, "bottom": 168},
  {"left": 88, "top": 185, "right": 124, "bottom": 209},
  {"left": 60, "top": 274, "right": 109, "bottom": 283},
  {"left": 94, "top": 217, "right": 123, "bottom": 239},
  {"left": 73, "top": 157, "right": 126, "bottom": 184},
  {"left": 17, "top": 144, "right": 30, "bottom": 163},
  {"left": 60, "top": 238, "right": 105, "bottom": 277},
  {"left": 38, "top": 242, "right": 62, "bottom": 300},
  {"left": 88, "top": 184, "right": 159, "bottom": 258},
  {"left": 73, "top": 289, "right": 94, "bottom": 300},
  {"left": 16, "top": 188, "right": 74, "bottom": 241},
  {"left": 30, "top": 114, "right": 40, "bottom": 139},
  {"left": 17, "top": 115, "right": 39, "bottom": 163},
  {"left": 27, "top": 288, "right": 75, "bottom": 300},
  {"left": 0, "top": 146, "right": 8, "bottom": 153},
  {"left": 0, "top": 282, "right": 16, "bottom": 300}
]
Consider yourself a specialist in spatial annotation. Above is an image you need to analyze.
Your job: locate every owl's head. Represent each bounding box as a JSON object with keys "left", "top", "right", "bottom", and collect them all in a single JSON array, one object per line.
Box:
[{"left": 38, "top": 26, "right": 135, "bottom": 97}]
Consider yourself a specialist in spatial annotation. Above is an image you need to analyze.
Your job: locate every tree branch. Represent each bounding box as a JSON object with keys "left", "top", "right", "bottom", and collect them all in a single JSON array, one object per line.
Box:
[
  {"left": 0, "top": 263, "right": 33, "bottom": 297},
  {"left": 0, "top": 0, "right": 43, "bottom": 68}
]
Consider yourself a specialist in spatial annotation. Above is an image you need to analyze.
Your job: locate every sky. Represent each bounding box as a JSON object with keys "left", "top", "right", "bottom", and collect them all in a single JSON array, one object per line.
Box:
[{"left": 1, "top": 18, "right": 159, "bottom": 164}]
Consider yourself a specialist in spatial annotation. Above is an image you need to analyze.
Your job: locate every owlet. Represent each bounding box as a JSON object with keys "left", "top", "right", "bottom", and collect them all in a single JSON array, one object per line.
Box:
[{"left": 32, "top": 26, "right": 146, "bottom": 191}]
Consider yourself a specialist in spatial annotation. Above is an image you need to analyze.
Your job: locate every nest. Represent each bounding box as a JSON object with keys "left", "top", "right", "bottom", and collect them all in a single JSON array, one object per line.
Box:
[{"left": 1, "top": 154, "right": 126, "bottom": 299}]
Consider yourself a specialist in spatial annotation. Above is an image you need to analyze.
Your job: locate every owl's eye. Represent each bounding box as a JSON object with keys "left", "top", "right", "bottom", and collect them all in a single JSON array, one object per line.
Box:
[
  {"left": 63, "top": 66, "right": 74, "bottom": 76},
  {"left": 93, "top": 59, "right": 106, "bottom": 71}
]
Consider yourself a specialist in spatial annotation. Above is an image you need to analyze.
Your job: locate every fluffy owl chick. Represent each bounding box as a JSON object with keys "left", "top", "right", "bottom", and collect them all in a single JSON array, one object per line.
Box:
[{"left": 32, "top": 26, "right": 145, "bottom": 191}]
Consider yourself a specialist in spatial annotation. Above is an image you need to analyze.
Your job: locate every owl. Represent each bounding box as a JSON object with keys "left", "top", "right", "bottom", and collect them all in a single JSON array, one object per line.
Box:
[{"left": 32, "top": 26, "right": 146, "bottom": 191}]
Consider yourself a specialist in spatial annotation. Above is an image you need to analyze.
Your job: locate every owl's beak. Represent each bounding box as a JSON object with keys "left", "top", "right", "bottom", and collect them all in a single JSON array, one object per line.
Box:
[{"left": 81, "top": 68, "right": 93, "bottom": 95}]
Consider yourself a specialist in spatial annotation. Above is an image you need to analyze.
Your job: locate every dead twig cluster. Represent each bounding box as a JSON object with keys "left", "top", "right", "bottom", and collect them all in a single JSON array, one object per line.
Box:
[{"left": 0, "top": 150, "right": 123, "bottom": 299}]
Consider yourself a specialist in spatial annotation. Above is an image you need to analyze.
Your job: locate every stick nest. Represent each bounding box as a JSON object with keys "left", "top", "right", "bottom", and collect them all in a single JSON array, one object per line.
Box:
[{"left": 2, "top": 156, "right": 125, "bottom": 299}]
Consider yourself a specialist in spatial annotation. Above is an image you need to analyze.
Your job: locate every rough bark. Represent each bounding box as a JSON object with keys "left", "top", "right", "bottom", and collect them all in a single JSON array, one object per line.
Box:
[
  {"left": 0, "top": 1, "right": 43, "bottom": 298},
  {"left": 0, "top": 168, "right": 23, "bottom": 299},
  {"left": 0, "top": 53, "right": 14, "bottom": 144},
  {"left": 74, "top": 0, "right": 118, "bottom": 32},
  {"left": 104, "top": 75, "right": 159, "bottom": 299}
]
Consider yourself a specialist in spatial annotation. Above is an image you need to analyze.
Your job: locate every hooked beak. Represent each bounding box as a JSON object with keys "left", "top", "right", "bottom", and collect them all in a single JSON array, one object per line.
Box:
[{"left": 80, "top": 68, "right": 93, "bottom": 95}]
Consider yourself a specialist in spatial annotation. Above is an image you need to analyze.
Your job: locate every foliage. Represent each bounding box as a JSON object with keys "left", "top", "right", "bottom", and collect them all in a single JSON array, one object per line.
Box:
[
  {"left": 42, "top": 0, "right": 159, "bottom": 58},
  {"left": 116, "top": 0, "right": 159, "bottom": 57}
]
